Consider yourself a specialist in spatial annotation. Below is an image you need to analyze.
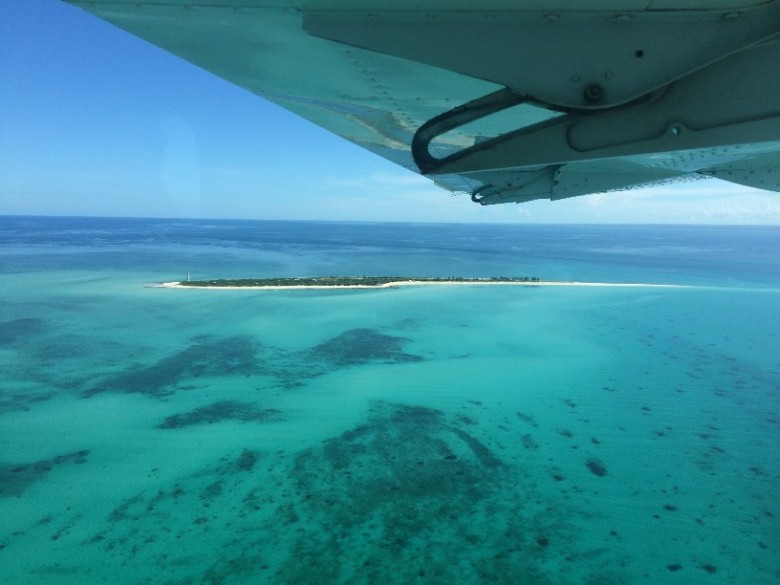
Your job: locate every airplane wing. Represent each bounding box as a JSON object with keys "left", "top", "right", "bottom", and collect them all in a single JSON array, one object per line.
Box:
[{"left": 64, "top": 0, "right": 780, "bottom": 206}]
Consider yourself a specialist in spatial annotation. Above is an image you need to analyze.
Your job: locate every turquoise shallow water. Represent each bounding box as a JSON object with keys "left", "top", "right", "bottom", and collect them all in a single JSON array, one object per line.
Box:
[{"left": 1, "top": 219, "right": 778, "bottom": 584}]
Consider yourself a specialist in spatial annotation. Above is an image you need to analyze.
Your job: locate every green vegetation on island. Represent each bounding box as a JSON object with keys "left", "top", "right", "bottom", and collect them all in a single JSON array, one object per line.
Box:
[{"left": 177, "top": 276, "right": 542, "bottom": 288}]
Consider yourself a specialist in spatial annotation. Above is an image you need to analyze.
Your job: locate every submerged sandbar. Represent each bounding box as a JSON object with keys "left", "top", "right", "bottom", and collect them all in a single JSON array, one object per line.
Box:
[{"left": 159, "top": 276, "right": 684, "bottom": 290}]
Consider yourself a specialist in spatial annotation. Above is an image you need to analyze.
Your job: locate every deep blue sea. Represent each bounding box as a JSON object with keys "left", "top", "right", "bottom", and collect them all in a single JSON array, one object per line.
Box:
[{"left": 1, "top": 217, "right": 778, "bottom": 584}]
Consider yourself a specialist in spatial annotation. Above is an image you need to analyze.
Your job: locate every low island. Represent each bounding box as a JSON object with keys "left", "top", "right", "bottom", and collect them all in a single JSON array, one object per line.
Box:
[
  {"left": 158, "top": 276, "right": 683, "bottom": 290},
  {"left": 169, "top": 276, "right": 542, "bottom": 289}
]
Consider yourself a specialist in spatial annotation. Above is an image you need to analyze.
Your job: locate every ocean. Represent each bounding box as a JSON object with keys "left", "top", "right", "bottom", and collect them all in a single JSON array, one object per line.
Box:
[{"left": 1, "top": 217, "right": 778, "bottom": 584}]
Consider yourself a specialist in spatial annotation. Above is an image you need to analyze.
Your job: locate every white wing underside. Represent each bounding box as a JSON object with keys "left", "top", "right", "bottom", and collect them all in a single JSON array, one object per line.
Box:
[{"left": 66, "top": 0, "right": 780, "bottom": 205}]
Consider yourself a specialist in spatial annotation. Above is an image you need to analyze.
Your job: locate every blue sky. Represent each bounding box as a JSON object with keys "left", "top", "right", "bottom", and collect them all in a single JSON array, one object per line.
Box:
[{"left": 2, "top": 0, "right": 779, "bottom": 223}]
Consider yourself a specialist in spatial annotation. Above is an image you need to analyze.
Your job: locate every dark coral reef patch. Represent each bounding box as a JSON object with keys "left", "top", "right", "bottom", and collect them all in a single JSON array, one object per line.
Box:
[
  {"left": 305, "top": 328, "right": 423, "bottom": 367},
  {"left": 0, "top": 449, "right": 90, "bottom": 498},
  {"left": 585, "top": 458, "right": 608, "bottom": 477},
  {"left": 0, "top": 388, "right": 56, "bottom": 414},
  {"left": 84, "top": 335, "right": 262, "bottom": 398},
  {"left": 272, "top": 328, "right": 425, "bottom": 389},
  {"left": 158, "top": 400, "right": 283, "bottom": 429},
  {"left": 0, "top": 318, "right": 46, "bottom": 346},
  {"left": 270, "top": 402, "right": 575, "bottom": 584},
  {"left": 82, "top": 328, "right": 424, "bottom": 397},
  {"left": 73, "top": 401, "right": 627, "bottom": 584}
]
